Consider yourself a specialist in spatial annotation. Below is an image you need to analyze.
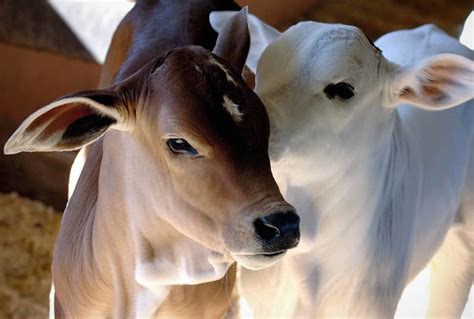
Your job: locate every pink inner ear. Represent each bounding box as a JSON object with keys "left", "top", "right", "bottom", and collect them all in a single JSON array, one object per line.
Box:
[
  {"left": 421, "top": 83, "right": 444, "bottom": 99},
  {"left": 26, "top": 103, "right": 94, "bottom": 141}
]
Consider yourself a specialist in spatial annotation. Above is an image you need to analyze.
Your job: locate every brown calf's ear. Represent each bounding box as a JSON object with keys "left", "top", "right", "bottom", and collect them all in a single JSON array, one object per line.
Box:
[
  {"left": 212, "top": 7, "right": 250, "bottom": 73},
  {"left": 4, "top": 90, "right": 131, "bottom": 154}
]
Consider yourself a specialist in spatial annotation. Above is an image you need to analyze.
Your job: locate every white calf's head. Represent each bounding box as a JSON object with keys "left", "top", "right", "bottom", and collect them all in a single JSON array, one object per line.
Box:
[
  {"left": 211, "top": 14, "right": 474, "bottom": 166},
  {"left": 258, "top": 22, "right": 473, "bottom": 161}
]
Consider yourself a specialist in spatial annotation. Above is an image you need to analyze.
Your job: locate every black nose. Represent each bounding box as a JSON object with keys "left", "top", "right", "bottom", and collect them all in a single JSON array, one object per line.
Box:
[{"left": 254, "top": 212, "right": 300, "bottom": 250}]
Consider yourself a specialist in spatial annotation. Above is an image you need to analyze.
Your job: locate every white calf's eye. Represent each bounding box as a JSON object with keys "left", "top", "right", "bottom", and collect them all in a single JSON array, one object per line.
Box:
[
  {"left": 167, "top": 138, "right": 198, "bottom": 156},
  {"left": 324, "top": 82, "right": 355, "bottom": 100}
]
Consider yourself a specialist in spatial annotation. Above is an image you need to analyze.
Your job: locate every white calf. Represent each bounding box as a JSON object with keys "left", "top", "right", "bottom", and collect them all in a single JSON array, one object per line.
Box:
[{"left": 212, "top": 13, "right": 474, "bottom": 318}]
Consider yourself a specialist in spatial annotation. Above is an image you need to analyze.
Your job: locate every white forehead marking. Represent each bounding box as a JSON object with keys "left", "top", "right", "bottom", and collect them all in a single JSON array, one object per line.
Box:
[
  {"left": 210, "top": 57, "right": 238, "bottom": 85},
  {"left": 194, "top": 64, "right": 202, "bottom": 73},
  {"left": 223, "top": 95, "right": 242, "bottom": 123}
]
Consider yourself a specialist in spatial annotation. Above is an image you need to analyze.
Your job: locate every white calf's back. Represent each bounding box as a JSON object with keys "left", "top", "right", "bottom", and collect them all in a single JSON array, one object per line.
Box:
[{"left": 376, "top": 25, "right": 474, "bottom": 277}]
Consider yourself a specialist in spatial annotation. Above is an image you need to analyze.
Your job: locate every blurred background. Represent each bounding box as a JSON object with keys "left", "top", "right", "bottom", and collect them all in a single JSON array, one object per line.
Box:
[{"left": 0, "top": 0, "right": 472, "bottom": 317}]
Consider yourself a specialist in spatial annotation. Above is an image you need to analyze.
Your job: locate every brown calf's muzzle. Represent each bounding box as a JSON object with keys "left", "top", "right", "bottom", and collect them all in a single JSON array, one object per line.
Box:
[{"left": 222, "top": 182, "right": 299, "bottom": 270}]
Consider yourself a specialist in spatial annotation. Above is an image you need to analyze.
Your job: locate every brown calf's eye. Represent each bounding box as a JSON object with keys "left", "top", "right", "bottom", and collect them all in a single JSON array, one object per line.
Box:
[
  {"left": 167, "top": 138, "right": 198, "bottom": 156},
  {"left": 324, "top": 82, "right": 355, "bottom": 100}
]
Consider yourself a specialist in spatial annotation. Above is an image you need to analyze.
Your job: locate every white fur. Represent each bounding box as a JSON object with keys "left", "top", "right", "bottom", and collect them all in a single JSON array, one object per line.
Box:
[
  {"left": 223, "top": 95, "right": 242, "bottom": 122},
  {"left": 210, "top": 56, "right": 238, "bottom": 85},
  {"left": 460, "top": 11, "right": 474, "bottom": 50},
  {"left": 212, "top": 12, "right": 474, "bottom": 318},
  {"left": 135, "top": 286, "right": 169, "bottom": 318},
  {"left": 68, "top": 147, "right": 87, "bottom": 197}
]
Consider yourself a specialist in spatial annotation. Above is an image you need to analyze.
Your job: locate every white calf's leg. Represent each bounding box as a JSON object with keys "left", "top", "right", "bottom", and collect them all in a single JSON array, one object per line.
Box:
[
  {"left": 425, "top": 224, "right": 473, "bottom": 318},
  {"left": 426, "top": 146, "right": 474, "bottom": 318}
]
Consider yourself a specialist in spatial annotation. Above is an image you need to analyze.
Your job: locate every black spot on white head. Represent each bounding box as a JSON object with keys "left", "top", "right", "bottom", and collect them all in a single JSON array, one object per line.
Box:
[{"left": 324, "top": 82, "right": 355, "bottom": 100}]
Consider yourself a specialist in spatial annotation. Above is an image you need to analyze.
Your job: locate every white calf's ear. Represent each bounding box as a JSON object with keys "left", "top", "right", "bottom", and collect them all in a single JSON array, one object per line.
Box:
[
  {"left": 4, "top": 90, "right": 130, "bottom": 154},
  {"left": 210, "top": 10, "right": 281, "bottom": 73},
  {"left": 390, "top": 54, "right": 474, "bottom": 110},
  {"left": 209, "top": 11, "right": 235, "bottom": 38},
  {"left": 246, "top": 13, "right": 281, "bottom": 73}
]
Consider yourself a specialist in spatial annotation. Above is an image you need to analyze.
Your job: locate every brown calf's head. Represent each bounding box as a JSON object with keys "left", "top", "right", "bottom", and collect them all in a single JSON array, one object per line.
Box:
[{"left": 4, "top": 9, "right": 299, "bottom": 270}]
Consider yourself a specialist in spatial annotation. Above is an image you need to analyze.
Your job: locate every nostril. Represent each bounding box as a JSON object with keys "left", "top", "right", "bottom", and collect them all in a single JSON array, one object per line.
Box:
[
  {"left": 254, "top": 211, "right": 300, "bottom": 245},
  {"left": 254, "top": 218, "right": 281, "bottom": 241}
]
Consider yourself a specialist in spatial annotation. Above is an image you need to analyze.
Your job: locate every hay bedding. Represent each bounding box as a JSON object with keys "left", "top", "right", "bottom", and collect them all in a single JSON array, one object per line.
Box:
[{"left": 0, "top": 192, "right": 61, "bottom": 318}]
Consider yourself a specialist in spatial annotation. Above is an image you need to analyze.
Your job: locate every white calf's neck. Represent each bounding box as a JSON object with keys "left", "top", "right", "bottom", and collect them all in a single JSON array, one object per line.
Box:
[{"left": 269, "top": 103, "right": 422, "bottom": 315}]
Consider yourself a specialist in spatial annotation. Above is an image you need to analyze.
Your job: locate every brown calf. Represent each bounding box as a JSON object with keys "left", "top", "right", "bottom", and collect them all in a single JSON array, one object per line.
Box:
[{"left": 4, "top": 1, "right": 299, "bottom": 317}]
